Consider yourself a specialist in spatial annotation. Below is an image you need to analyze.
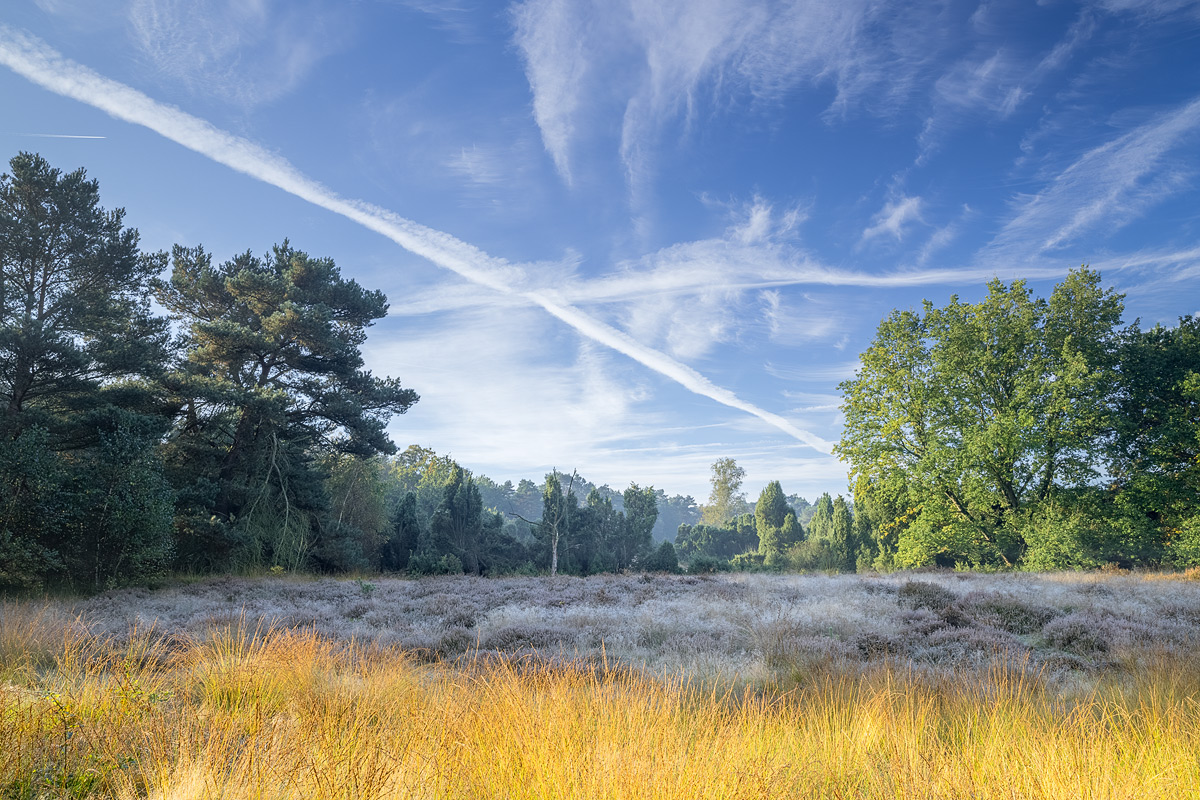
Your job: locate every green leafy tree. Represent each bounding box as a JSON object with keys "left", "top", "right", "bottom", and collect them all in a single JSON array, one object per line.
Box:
[
  {"left": 619, "top": 483, "right": 658, "bottom": 569},
  {"left": 675, "top": 513, "right": 758, "bottom": 561},
  {"left": 643, "top": 540, "right": 680, "bottom": 573},
  {"left": 58, "top": 417, "right": 175, "bottom": 590},
  {"left": 571, "top": 489, "right": 609, "bottom": 574},
  {"left": 155, "top": 242, "right": 418, "bottom": 569},
  {"left": 388, "top": 445, "right": 461, "bottom": 521},
  {"left": 314, "top": 454, "right": 389, "bottom": 572},
  {"left": 700, "top": 457, "right": 747, "bottom": 526},
  {"left": 1110, "top": 316, "right": 1200, "bottom": 565},
  {"left": 836, "top": 268, "right": 1124, "bottom": 567},
  {"left": 537, "top": 471, "right": 577, "bottom": 576},
  {"left": 756, "top": 480, "right": 801, "bottom": 556}
]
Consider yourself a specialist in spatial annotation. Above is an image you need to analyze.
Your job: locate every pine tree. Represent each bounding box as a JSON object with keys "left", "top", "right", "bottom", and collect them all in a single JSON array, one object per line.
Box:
[{"left": 156, "top": 241, "right": 418, "bottom": 569}]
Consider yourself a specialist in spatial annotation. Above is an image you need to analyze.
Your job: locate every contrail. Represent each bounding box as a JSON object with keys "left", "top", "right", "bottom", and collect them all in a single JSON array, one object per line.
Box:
[
  {"left": 0, "top": 25, "right": 834, "bottom": 453},
  {"left": 9, "top": 133, "right": 106, "bottom": 138}
]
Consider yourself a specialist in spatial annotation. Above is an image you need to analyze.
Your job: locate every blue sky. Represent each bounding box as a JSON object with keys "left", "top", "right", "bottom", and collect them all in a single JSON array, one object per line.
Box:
[{"left": 2, "top": 0, "right": 1199, "bottom": 502}]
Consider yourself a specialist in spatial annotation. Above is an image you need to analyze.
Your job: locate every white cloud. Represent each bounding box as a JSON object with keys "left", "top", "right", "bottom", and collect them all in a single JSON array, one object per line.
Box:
[
  {"left": 393, "top": 0, "right": 484, "bottom": 42},
  {"left": 446, "top": 144, "right": 506, "bottom": 187},
  {"left": 759, "top": 290, "right": 840, "bottom": 346},
  {"left": 511, "top": 0, "right": 947, "bottom": 195},
  {"left": 0, "top": 25, "right": 833, "bottom": 453},
  {"left": 862, "top": 195, "right": 924, "bottom": 242},
  {"left": 933, "top": 50, "right": 1028, "bottom": 117},
  {"left": 368, "top": 306, "right": 647, "bottom": 465},
  {"left": 986, "top": 95, "right": 1200, "bottom": 260},
  {"left": 511, "top": 0, "right": 592, "bottom": 185},
  {"left": 765, "top": 361, "right": 861, "bottom": 382},
  {"left": 1091, "top": 0, "right": 1200, "bottom": 17},
  {"left": 127, "top": 0, "right": 344, "bottom": 107}
]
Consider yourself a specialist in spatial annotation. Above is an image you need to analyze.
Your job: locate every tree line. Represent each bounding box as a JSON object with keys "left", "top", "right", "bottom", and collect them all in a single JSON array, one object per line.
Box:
[
  {"left": 0, "top": 152, "right": 723, "bottom": 591},
  {"left": 6, "top": 153, "right": 1189, "bottom": 589},
  {"left": 672, "top": 457, "right": 863, "bottom": 573}
]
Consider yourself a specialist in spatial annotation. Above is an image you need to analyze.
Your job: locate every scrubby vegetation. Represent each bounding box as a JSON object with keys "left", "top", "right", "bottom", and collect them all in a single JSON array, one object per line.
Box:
[{"left": 3, "top": 571, "right": 1200, "bottom": 798}]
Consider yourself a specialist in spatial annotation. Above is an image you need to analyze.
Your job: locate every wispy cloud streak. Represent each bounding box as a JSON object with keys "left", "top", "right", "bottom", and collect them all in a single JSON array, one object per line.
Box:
[
  {"left": 986, "top": 95, "right": 1200, "bottom": 260},
  {"left": 0, "top": 25, "right": 833, "bottom": 453}
]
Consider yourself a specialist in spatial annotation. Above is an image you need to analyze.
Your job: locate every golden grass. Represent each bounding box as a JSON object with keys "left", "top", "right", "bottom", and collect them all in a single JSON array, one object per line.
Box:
[{"left": 2, "top": 615, "right": 1199, "bottom": 799}]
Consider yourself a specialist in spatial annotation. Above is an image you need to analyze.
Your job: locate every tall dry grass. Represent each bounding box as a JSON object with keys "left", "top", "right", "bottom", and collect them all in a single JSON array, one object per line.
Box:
[{"left": 3, "top": 616, "right": 1199, "bottom": 799}]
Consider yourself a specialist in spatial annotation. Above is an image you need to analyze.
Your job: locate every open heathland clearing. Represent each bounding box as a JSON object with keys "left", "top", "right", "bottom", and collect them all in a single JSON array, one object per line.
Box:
[{"left": 3, "top": 571, "right": 1200, "bottom": 798}]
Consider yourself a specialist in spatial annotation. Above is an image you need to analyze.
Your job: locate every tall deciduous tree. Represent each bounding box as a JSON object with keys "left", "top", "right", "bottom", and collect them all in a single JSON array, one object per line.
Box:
[
  {"left": 619, "top": 483, "right": 658, "bottom": 569},
  {"left": 1111, "top": 316, "right": 1200, "bottom": 565},
  {"left": 701, "top": 457, "right": 746, "bottom": 526},
  {"left": 538, "top": 471, "right": 577, "bottom": 577},
  {"left": 155, "top": 241, "right": 418, "bottom": 568},
  {"left": 836, "top": 268, "right": 1124, "bottom": 567}
]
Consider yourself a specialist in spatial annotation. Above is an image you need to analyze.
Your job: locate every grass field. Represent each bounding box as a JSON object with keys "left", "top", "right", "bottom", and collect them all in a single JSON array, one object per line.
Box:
[{"left": 3, "top": 571, "right": 1200, "bottom": 798}]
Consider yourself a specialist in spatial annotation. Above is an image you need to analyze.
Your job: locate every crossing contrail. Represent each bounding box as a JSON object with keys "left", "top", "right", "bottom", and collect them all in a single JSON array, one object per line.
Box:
[{"left": 0, "top": 24, "right": 834, "bottom": 453}]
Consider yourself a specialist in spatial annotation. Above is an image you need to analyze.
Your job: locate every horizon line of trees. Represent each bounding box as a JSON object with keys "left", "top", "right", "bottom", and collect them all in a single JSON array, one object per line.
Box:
[
  {"left": 0, "top": 151, "right": 758, "bottom": 591},
  {"left": 3, "top": 152, "right": 1193, "bottom": 591}
]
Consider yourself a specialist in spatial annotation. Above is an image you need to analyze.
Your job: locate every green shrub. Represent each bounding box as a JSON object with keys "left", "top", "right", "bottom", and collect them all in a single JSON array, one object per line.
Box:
[
  {"left": 409, "top": 552, "right": 464, "bottom": 576},
  {"left": 730, "top": 552, "right": 766, "bottom": 571},
  {"left": 642, "top": 541, "right": 680, "bottom": 573},
  {"left": 687, "top": 554, "right": 730, "bottom": 574}
]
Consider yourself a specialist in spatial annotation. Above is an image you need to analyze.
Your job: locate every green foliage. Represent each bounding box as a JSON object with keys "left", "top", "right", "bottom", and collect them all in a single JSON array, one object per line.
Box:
[
  {"left": 685, "top": 553, "right": 730, "bottom": 573},
  {"left": 382, "top": 491, "right": 422, "bottom": 571},
  {"left": 755, "top": 481, "right": 802, "bottom": 556},
  {"left": 313, "top": 454, "right": 389, "bottom": 572},
  {"left": 700, "top": 457, "right": 746, "bottom": 526},
  {"left": 429, "top": 466, "right": 485, "bottom": 574},
  {"left": 829, "top": 496, "right": 855, "bottom": 572},
  {"left": 620, "top": 483, "right": 659, "bottom": 567},
  {"left": 0, "top": 153, "right": 169, "bottom": 437},
  {"left": 1167, "top": 514, "right": 1200, "bottom": 569},
  {"left": 642, "top": 540, "right": 680, "bottom": 573},
  {"left": 676, "top": 513, "right": 758, "bottom": 560},
  {"left": 0, "top": 153, "right": 173, "bottom": 590},
  {"left": 408, "top": 550, "right": 463, "bottom": 576},
  {"left": 59, "top": 417, "right": 175, "bottom": 590},
  {"left": 838, "top": 268, "right": 1126, "bottom": 568},
  {"left": 807, "top": 493, "right": 834, "bottom": 542},
  {"left": 729, "top": 551, "right": 766, "bottom": 571},
  {"left": 573, "top": 489, "right": 619, "bottom": 574},
  {"left": 1110, "top": 316, "right": 1200, "bottom": 563},
  {"left": 388, "top": 445, "right": 463, "bottom": 523},
  {"left": 535, "top": 471, "right": 575, "bottom": 576},
  {"left": 782, "top": 539, "right": 844, "bottom": 572},
  {"left": 156, "top": 241, "right": 418, "bottom": 568}
]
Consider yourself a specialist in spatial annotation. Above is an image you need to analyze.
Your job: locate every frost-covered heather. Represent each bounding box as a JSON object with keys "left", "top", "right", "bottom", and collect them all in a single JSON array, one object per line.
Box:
[{"left": 66, "top": 571, "right": 1200, "bottom": 682}]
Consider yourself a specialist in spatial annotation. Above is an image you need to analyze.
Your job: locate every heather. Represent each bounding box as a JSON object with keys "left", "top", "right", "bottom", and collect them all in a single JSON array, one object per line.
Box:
[
  {"left": 5, "top": 571, "right": 1200, "bottom": 799},
  {"left": 20, "top": 570, "right": 1200, "bottom": 681}
]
